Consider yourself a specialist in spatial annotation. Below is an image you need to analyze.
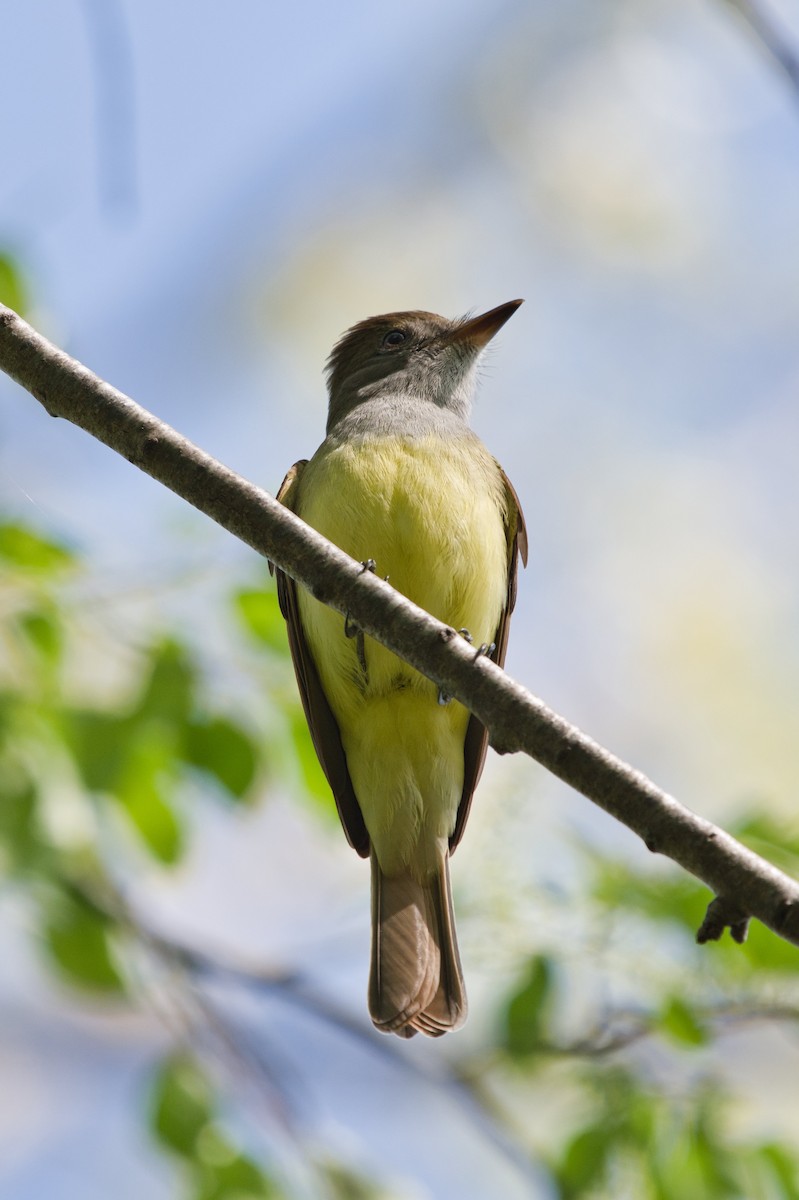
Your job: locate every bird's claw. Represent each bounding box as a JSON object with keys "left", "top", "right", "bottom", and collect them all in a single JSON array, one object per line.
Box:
[
  {"left": 438, "top": 629, "right": 480, "bottom": 705},
  {"left": 344, "top": 560, "right": 378, "bottom": 676}
]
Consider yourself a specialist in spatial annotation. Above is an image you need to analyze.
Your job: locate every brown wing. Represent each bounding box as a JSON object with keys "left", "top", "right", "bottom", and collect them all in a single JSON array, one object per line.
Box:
[
  {"left": 272, "top": 462, "right": 370, "bottom": 857},
  {"left": 449, "top": 468, "right": 528, "bottom": 851}
]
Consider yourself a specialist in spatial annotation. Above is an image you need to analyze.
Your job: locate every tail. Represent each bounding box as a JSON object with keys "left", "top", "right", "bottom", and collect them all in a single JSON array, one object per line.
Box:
[{"left": 368, "top": 848, "right": 467, "bottom": 1038}]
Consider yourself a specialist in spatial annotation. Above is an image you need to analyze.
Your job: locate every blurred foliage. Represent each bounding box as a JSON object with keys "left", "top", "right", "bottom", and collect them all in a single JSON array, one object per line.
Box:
[
  {"left": 502, "top": 953, "right": 554, "bottom": 1059},
  {"left": 151, "top": 1054, "right": 282, "bottom": 1198},
  {"left": 548, "top": 1073, "right": 750, "bottom": 1199},
  {"left": 44, "top": 885, "right": 125, "bottom": 992},
  {"left": 234, "top": 583, "right": 335, "bottom": 820},
  {"left": 0, "top": 251, "right": 28, "bottom": 316},
  {"left": 2, "top": 513, "right": 799, "bottom": 1199},
  {"left": 234, "top": 586, "right": 286, "bottom": 653}
]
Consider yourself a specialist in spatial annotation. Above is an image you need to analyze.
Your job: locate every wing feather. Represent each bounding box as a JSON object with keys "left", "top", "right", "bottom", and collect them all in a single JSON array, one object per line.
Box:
[
  {"left": 273, "top": 462, "right": 370, "bottom": 857},
  {"left": 450, "top": 467, "right": 527, "bottom": 851}
]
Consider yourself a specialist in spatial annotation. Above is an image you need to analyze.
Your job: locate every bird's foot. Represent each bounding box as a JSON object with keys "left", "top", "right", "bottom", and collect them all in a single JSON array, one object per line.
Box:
[
  {"left": 438, "top": 629, "right": 478, "bottom": 705},
  {"left": 344, "top": 559, "right": 378, "bottom": 675}
]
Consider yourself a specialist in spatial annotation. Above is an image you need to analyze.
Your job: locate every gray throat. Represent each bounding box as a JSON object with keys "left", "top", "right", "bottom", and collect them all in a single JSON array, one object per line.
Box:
[{"left": 325, "top": 392, "right": 475, "bottom": 446}]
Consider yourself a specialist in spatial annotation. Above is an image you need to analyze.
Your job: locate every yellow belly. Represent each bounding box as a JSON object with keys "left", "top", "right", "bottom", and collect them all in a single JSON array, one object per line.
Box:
[{"left": 295, "top": 433, "right": 509, "bottom": 874}]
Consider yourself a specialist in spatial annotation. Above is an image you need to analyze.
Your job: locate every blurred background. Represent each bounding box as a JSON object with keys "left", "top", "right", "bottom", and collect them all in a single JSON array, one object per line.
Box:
[{"left": 2, "top": 0, "right": 799, "bottom": 1196}]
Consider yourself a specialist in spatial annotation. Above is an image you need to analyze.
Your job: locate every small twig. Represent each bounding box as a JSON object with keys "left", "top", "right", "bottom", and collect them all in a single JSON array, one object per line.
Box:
[
  {"left": 66, "top": 871, "right": 545, "bottom": 1187},
  {"left": 697, "top": 895, "right": 751, "bottom": 945},
  {"left": 2, "top": 303, "right": 799, "bottom": 951},
  {"left": 723, "top": 0, "right": 799, "bottom": 98}
]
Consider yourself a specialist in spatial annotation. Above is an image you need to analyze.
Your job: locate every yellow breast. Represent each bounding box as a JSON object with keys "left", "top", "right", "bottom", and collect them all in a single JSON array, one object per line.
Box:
[
  {"left": 296, "top": 433, "right": 508, "bottom": 691},
  {"left": 293, "top": 432, "right": 510, "bottom": 871}
]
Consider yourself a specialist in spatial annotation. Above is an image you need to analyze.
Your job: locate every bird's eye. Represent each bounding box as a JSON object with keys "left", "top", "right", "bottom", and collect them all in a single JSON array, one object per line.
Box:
[{"left": 381, "top": 329, "right": 407, "bottom": 349}]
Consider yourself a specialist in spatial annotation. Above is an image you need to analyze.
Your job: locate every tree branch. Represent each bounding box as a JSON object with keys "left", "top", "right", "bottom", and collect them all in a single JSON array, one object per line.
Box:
[{"left": 2, "top": 301, "right": 799, "bottom": 949}]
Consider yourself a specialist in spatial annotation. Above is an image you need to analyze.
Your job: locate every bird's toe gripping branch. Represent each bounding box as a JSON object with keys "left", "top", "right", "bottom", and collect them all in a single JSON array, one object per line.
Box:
[
  {"left": 437, "top": 632, "right": 495, "bottom": 706},
  {"left": 344, "top": 559, "right": 379, "bottom": 675}
]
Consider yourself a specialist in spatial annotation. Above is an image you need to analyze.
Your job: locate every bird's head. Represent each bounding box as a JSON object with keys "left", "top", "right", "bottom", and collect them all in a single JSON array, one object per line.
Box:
[{"left": 324, "top": 299, "right": 522, "bottom": 432}]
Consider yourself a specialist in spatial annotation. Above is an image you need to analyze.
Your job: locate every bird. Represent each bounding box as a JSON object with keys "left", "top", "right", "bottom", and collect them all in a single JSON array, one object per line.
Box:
[{"left": 273, "top": 300, "right": 527, "bottom": 1037}]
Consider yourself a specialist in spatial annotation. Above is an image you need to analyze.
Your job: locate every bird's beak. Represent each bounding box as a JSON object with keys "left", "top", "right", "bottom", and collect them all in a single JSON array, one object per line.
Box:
[{"left": 446, "top": 299, "right": 524, "bottom": 351}]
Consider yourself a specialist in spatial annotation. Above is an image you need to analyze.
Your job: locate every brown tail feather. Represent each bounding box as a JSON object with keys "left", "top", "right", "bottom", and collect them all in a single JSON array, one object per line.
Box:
[{"left": 369, "top": 849, "right": 467, "bottom": 1038}]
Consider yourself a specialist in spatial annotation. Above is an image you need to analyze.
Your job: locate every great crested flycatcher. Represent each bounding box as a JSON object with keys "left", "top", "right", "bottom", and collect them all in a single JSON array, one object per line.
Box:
[{"left": 274, "top": 300, "right": 527, "bottom": 1037}]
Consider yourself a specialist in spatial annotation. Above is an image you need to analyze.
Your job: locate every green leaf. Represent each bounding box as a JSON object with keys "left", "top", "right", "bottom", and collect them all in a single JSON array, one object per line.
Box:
[
  {"left": 0, "top": 772, "right": 40, "bottom": 869},
  {"left": 739, "top": 920, "right": 799, "bottom": 973},
  {"left": 660, "top": 996, "right": 707, "bottom": 1046},
  {"left": 694, "top": 1115, "right": 744, "bottom": 1197},
  {"left": 623, "top": 1094, "right": 652, "bottom": 1147},
  {"left": 43, "top": 891, "right": 124, "bottom": 992},
  {"left": 649, "top": 1104, "right": 738, "bottom": 1199},
  {"left": 730, "top": 812, "right": 799, "bottom": 868},
  {"left": 195, "top": 1124, "right": 241, "bottom": 1170},
  {"left": 289, "top": 707, "right": 334, "bottom": 814},
  {"left": 121, "top": 782, "right": 182, "bottom": 864},
  {"left": 68, "top": 708, "right": 184, "bottom": 863},
  {"left": 115, "top": 729, "right": 183, "bottom": 864},
  {"left": 592, "top": 861, "right": 707, "bottom": 936},
  {"left": 0, "top": 693, "right": 12, "bottom": 744},
  {"left": 0, "top": 522, "right": 74, "bottom": 573},
  {"left": 197, "top": 1150, "right": 276, "bottom": 1199},
  {"left": 135, "top": 640, "right": 195, "bottom": 723},
  {"left": 758, "top": 1143, "right": 799, "bottom": 1200},
  {"left": 150, "top": 1054, "right": 215, "bottom": 1158},
  {"left": 502, "top": 954, "right": 553, "bottom": 1058},
  {"left": 0, "top": 253, "right": 28, "bottom": 316},
  {"left": 184, "top": 716, "right": 257, "bottom": 800},
  {"left": 233, "top": 586, "right": 286, "bottom": 653},
  {"left": 151, "top": 1060, "right": 280, "bottom": 1197},
  {"left": 17, "top": 608, "right": 63, "bottom": 664},
  {"left": 66, "top": 710, "right": 131, "bottom": 792},
  {"left": 557, "top": 1126, "right": 610, "bottom": 1198}
]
